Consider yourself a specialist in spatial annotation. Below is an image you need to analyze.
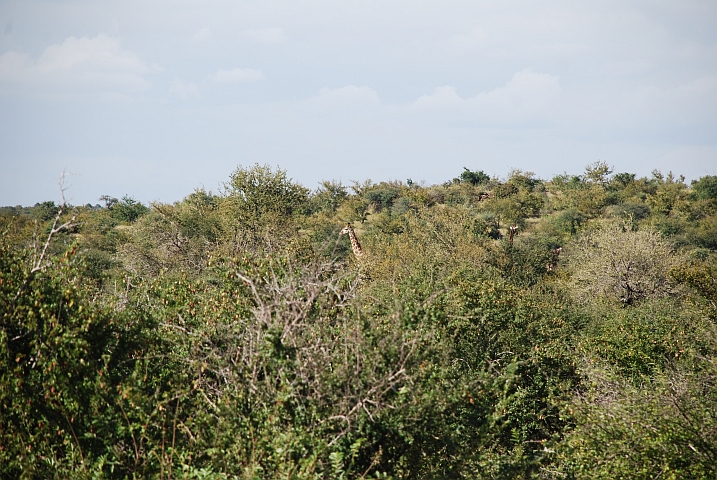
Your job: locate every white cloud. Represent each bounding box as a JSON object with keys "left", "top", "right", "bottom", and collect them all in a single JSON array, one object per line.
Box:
[
  {"left": 410, "top": 69, "right": 561, "bottom": 125},
  {"left": 208, "top": 67, "right": 263, "bottom": 84},
  {"left": 169, "top": 78, "right": 200, "bottom": 100},
  {"left": 0, "top": 34, "right": 157, "bottom": 96},
  {"left": 241, "top": 27, "right": 285, "bottom": 45}
]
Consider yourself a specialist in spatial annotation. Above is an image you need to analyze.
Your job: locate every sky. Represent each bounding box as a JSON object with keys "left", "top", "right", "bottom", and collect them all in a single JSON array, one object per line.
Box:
[{"left": 1, "top": 0, "right": 716, "bottom": 206}]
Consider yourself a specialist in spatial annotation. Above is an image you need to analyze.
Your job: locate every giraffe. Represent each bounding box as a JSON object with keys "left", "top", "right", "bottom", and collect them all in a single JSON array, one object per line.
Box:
[
  {"left": 508, "top": 225, "right": 518, "bottom": 244},
  {"left": 546, "top": 247, "right": 563, "bottom": 272},
  {"left": 340, "top": 223, "right": 364, "bottom": 257}
]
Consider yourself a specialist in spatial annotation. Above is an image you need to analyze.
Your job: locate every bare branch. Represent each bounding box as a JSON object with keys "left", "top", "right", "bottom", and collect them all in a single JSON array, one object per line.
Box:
[{"left": 11, "top": 169, "right": 81, "bottom": 304}]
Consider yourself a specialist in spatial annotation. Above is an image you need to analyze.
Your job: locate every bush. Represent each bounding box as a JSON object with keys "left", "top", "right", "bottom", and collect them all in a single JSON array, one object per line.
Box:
[
  {"left": 0, "top": 236, "right": 163, "bottom": 478},
  {"left": 692, "top": 175, "right": 717, "bottom": 200},
  {"left": 556, "top": 357, "right": 717, "bottom": 479},
  {"left": 111, "top": 196, "right": 149, "bottom": 223},
  {"left": 576, "top": 300, "right": 709, "bottom": 379},
  {"left": 607, "top": 202, "right": 651, "bottom": 224},
  {"left": 364, "top": 184, "right": 401, "bottom": 212},
  {"left": 548, "top": 208, "right": 587, "bottom": 236},
  {"left": 310, "top": 180, "right": 348, "bottom": 213},
  {"left": 567, "top": 223, "right": 679, "bottom": 305},
  {"left": 220, "top": 164, "right": 310, "bottom": 254},
  {"left": 5, "top": 162, "right": 717, "bottom": 478},
  {"left": 460, "top": 167, "right": 490, "bottom": 186}
]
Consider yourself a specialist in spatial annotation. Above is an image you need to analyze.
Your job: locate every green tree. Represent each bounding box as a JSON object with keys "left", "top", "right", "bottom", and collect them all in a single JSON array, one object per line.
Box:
[
  {"left": 557, "top": 358, "right": 717, "bottom": 479},
  {"left": 583, "top": 160, "right": 613, "bottom": 185},
  {"left": 692, "top": 175, "right": 717, "bottom": 200},
  {"left": 117, "top": 190, "right": 222, "bottom": 278},
  {"left": 101, "top": 195, "right": 149, "bottom": 223},
  {"left": 460, "top": 167, "right": 490, "bottom": 186},
  {"left": 0, "top": 234, "right": 164, "bottom": 478},
  {"left": 220, "top": 164, "right": 310, "bottom": 254}
]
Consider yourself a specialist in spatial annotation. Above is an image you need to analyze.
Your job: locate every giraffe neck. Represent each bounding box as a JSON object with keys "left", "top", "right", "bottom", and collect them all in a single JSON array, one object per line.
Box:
[
  {"left": 349, "top": 230, "right": 363, "bottom": 257},
  {"left": 346, "top": 227, "right": 363, "bottom": 257}
]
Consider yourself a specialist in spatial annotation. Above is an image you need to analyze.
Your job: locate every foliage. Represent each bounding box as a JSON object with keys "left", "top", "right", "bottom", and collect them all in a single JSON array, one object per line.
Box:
[
  {"left": 3, "top": 162, "right": 717, "bottom": 478},
  {"left": 671, "top": 259, "right": 717, "bottom": 319},
  {"left": 460, "top": 167, "right": 490, "bottom": 186},
  {"left": 692, "top": 175, "right": 717, "bottom": 200},
  {"left": 556, "top": 356, "right": 717, "bottom": 479},
  {"left": 221, "top": 164, "right": 310, "bottom": 254},
  {"left": 567, "top": 222, "right": 679, "bottom": 305},
  {"left": 117, "top": 190, "right": 222, "bottom": 278},
  {"left": 0, "top": 235, "right": 167, "bottom": 478},
  {"left": 363, "top": 183, "right": 402, "bottom": 213},
  {"left": 546, "top": 208, "right": 587, "bottom": 236},
  {"left": 310, "top": 180, "right": 348, "bottom": 213},
  {"left": 583, "top": 160, "right": 613, "bottom": 185},
  {"left": 114, "top": 196, "right": 150, "bottom": 223},
  {"left": 486, "top": 174, "right": 544, "bottom": 228}
]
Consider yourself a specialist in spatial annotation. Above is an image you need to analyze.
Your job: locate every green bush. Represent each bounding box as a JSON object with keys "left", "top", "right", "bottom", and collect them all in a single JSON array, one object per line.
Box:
[
  {"left": 0, "top": 236, "right": 165, "bottom": 478},
  {"left": 557, "top": 357, "right": 717, "bottom": 479},
  {"left": 364, "top": 184, "right": 401, "bottom": 212},
  {"left": 111, "top": 196, "right": 149, "bottom": 223},
  {"left": 547, "top": 208, "right": 587, "bottom": 236},
  {"left": 4, "top": 162, "right": 717, "bottom": 478},
  {"left": 460, "top": 167, "right": 490, "bottom": 186},
  {"left": 692, "top": 175, "right": 717, "bottom": 200}
]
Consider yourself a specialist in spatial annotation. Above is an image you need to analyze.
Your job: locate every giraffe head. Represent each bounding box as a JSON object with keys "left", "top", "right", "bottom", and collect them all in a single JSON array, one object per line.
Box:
[{"left": 340, "top": 223, "right": 353, "bottom": 236}]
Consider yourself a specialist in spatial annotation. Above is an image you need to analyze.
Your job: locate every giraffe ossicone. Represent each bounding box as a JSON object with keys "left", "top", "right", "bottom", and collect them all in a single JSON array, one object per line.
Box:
[{"left": 340, "top": 223, "right": 364, "bottom": 257}]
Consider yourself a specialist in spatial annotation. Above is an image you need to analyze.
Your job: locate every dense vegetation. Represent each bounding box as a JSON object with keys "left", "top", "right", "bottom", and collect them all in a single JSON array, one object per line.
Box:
[{"left": 1, "top": 163, "right": 716, "bottom": 479}]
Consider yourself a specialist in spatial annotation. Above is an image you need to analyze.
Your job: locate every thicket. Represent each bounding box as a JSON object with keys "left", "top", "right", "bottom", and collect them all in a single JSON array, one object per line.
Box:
[{"left": 1, "top": 162, "right": 717, "bottom": 479}]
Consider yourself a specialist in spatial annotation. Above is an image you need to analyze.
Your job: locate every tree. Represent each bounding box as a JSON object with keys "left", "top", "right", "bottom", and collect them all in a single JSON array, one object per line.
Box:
[
  {"left": 567, "top": 223, "right": 679, "bottom": 305},
  {"left": 225, "top": 164, "right": 309, "bottom": 220},
  {"left": 557, "top": 360, "right": 717, "bottom": 479},
  {"left": 220, "top": 164, "right": 310, "bottom": 253},
  {"left": 692, "top": 175, "right": 717, "bottom": 200},
  {"left": 310, "top": 180, "right": 348, "bottom": 213},
  {"left": 100, "top": 195, "right": 149, "bottom": 223},
  {"left": 113, "top": 196, "right": 149, "bottom": 223},
  {"left": 584, "top": 161, "right": 613, "bottom": 185},
  {"left": 460, "top": 167, "right": 490, "bottom": 186},
  {"left": 489, "top": 174, "right": 544, "bottom": 228}
]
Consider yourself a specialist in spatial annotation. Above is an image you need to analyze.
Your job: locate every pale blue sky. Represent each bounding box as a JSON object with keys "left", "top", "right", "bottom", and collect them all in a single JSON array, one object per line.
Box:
[{"left": 1, "top": 1, "right": 716, "bottom": 205}]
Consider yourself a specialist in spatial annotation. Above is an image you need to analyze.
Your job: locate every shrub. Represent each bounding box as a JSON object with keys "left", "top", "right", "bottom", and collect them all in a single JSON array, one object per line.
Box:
[
  {"left": 220, "top": 164, "right": 310, "bottom": 254},
  {"left": 607, "top": 202, "right": 651, "bottom": 224},
  {"left": 567, "top": 223, "right": 679, "bottom": 305},
  {"left": 548, "top": 208, "right": 587, "bottom": 236},
  {"left": 460, "top": 167, "right": 490, "bottom": 186},
  {"left": 111, "top": 196, "right": 149, "bottom": 223},
  {"left": 364, "top": 184, "right": 401, "bottom": 212},
  {"left": 692, "top": 175, "right": 717, "bottom": 200},
  {"left": 0, "top": 236, "right": 162, "bottom": 478},
  {"left": 556, "top": 357, "right": 717, "bottom": 479}
]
